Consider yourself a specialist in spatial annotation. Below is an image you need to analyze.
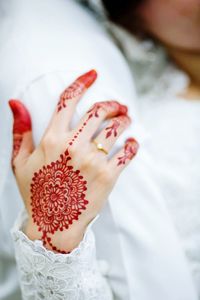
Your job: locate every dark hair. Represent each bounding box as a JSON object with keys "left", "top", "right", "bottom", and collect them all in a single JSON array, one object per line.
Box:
[{"left": 102, "top": 0, "right": 146, "bottom": 37}]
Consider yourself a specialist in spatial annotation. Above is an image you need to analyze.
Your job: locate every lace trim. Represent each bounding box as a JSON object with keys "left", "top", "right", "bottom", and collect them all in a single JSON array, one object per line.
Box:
[
  {"left": 11, "top": 210, "right": 96, "bottom": 262},
  {"left": 11, "top": 210, "right": 113, "bottom": 299}
]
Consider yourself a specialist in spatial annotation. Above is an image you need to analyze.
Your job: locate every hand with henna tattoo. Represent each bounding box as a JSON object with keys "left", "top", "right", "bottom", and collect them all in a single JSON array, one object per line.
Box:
[{"left": 9, "top": 70, "right": 139, "bottom": 253}]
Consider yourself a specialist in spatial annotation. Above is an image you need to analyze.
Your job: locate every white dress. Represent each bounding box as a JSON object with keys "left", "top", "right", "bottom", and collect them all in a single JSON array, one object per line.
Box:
[
  {"left": 0, "top": 1, "right": 199, "bottom": 299},
  {"left": 115, "top": 24, "right": 200, "bottom": 293},
  {"left": 138, "top": 65, "right": 200, "bottom": 294}
]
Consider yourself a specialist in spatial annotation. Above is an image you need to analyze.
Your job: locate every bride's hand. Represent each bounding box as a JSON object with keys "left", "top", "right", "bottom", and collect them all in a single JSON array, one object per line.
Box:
[{"left": 9, "top": 70, "right": 139, "bottom": 253}]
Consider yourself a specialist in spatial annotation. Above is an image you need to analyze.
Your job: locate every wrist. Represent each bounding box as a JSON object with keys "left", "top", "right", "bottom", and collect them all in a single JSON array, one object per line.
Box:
[{"left": 24, "top": 217, "right": 88, "bottom": 253}]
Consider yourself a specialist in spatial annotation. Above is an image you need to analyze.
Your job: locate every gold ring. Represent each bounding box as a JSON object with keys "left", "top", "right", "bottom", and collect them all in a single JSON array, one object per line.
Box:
[{"left": 93, "top": 140, "right": 108, "bottom": 155}]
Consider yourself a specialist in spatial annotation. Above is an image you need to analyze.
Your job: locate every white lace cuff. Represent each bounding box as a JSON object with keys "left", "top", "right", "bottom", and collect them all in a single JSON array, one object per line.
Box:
[{"left": 11, "top": 210, "right": 113, "bottom": 300}]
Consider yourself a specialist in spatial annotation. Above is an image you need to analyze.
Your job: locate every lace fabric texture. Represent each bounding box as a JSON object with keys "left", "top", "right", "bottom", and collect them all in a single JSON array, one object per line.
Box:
[{"left": 12, "top": 211, "right": 113, "bottom": 300}]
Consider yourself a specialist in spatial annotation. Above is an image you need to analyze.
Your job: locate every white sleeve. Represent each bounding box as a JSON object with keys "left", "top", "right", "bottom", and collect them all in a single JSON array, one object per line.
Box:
[{"left": 12, "top": 210, "right": 113, "bottom": 300}]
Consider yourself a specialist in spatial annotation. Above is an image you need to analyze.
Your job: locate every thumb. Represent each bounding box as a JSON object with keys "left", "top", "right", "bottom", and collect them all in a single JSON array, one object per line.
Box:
[{"left": 9, "top": 99, "right": 34, "bottom": 170}]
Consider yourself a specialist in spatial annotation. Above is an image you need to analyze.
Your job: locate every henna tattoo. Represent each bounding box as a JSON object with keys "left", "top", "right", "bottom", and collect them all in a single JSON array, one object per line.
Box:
[
  {"left": 57, "top": 70, "right": 97, "bottom": 112},
  {"left": 87, "top": 101, "right": 127, "bottom": 120},
  {"left": 31, "top": 149, "right": 88, "bottom": 253},
  {"left": 30, "top": 101, "right": 113, "bottom": 252},
  {"left": 117, "top": 138, "right": 139, "bottom": 166},
  {"left": 30, "top": 104, "right": 100, "bottom": 253},
  {"left": 105, "top": 119, "right": 120, "bottom": 139},
  {"left": 9, "top": 100, "right": 32, "bottom": 166},
  {"left": 57, "top": 81, "right": 85, "bottom": 112},
  {"left": 13, "top": 135, "right": 23, "bottom": 162},
  {"left": 31, "top": 131, "right": 89, "bottom": 253},
  {"left": 87, "top": 102, "right": 102, "bottom": 119},
  {"left": 30, "top": 97, "right": 128, "bottom": 253}
]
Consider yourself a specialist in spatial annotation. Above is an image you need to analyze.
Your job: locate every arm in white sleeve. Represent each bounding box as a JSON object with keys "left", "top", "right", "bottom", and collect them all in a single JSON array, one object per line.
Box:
[{"left": 12, "top": 210, "right": 113, "bottom": 300}]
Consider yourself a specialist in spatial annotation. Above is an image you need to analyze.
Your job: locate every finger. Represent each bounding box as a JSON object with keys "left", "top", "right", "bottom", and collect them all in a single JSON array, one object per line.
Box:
[
  {"left": 49, "top": 70, "right": 97, "bottom": 133},
  {"left": 9, "top": 100, "right": 34, "bottom": 170},
  {"left": 72, "top": 101, "right": 128, "bottom": 144},
  {"left": 109, "top": 138, "right": 139, "bottom": 175},
  {"left": 93, "top": 115, "right": 131, "bottom": 153}
]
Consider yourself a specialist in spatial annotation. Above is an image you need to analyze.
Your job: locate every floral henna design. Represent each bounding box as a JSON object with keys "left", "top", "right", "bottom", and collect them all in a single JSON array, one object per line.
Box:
[
  {"left": 87, "top": 101, "right": 128, "bottom": 121},
  {"left": 31, "top": 149, "right": 88, "bottom": 253},
  {"left": 105, "top": 119, "right": 120, "bottom": 139},
  {"left": 118, "top": 138, "right": 139, "bottom": 166},
  {"left": 30, "top": 98, "right": 128, "bottom": 253},
  {"left": 57, "top": 81, "right": 84, "bottom": 112},
  {"left": 57, "top": 70, "right": 97, "bottom": 112},
  {"left": 30, "top": 101, "right": 104, "bottom": 253}
]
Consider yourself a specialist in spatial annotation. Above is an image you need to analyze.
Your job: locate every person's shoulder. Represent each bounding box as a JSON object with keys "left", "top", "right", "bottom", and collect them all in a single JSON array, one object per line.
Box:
[
  {"left": 1, "top": 0, "right": 106, "bottom": 55},
  {"left": 0, "top": 0, "right": 134, "bottom": 100}
]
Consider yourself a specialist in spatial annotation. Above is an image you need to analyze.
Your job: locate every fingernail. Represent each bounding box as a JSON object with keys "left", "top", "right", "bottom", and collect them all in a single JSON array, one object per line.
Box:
[
  {"left": 119, "top": 104, "right": 128, "bottom": 115},
  {"left": 9, "top": 99, "right": 32, "bottom": 133},
  {"left": 77, "top": 69, "right": 97, "bottom": 88},
  {"left": 126, "top": 138, "right": 139, "bottom": 156}
]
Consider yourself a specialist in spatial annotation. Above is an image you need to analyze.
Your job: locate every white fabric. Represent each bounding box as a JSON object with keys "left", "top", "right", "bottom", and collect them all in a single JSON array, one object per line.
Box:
[
  {"left": 0, "top": 0, "right": 198, "bottom": 299},
  {"left": 12, "top": 211, "right": 113, "bottom": 300},
  {"left": 137, "top": 65, "right": 200, "bottom": 295}
]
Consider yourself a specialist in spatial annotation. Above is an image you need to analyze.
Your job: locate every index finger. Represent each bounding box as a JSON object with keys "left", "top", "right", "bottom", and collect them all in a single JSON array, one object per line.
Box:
[{"left": 47, "top": 70, "right": 97, "bottom": 133}]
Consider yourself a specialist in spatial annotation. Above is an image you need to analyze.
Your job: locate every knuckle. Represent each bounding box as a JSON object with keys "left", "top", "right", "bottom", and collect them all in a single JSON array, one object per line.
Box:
[
  {"left": 97, "top": 166, "right": 113, "bottom": 183},
  {"left": 81, "top": 153, "right": 96, "bottom": 169},
  {"left": 99, "top": 104, "right": 108, "bottom": 115},
  {"left": 41, "top": 134, "right": 57, "bottom": 149}
]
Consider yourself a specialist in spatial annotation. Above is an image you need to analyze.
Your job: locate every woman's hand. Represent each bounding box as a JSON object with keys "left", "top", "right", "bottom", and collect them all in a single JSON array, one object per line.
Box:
[{"left": 9, "top": 70, "right": 139, "bottom": 253}]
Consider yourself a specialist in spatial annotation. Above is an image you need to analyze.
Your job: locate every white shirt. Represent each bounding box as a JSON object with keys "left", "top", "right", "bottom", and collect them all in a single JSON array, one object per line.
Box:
[{"left": 0, "top": 0, "right": 198, "bottom": 299}]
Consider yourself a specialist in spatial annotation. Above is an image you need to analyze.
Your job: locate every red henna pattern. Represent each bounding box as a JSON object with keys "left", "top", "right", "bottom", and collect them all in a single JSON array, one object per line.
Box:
[
  {"left": 31, "top": 149, "right": 88, "bottom": 253},
  {"left": 9, "top": 100, "right": 32, "bottom": 167},
  {"left": 87, "top": 102, "right": 102, "bottom": 119},
  {"left": 12, "top": 135, "right": 23, "bottom": 162},
  {"left": 57, "top": 70, "right": 97, "bottom": 112},
  {"left": 30, "top": 101, "right": 109, "bottom": 253},
  {"left": 105, "top": 119, "right": 120, "bottom": 139},
  {"left": 57, "top": 81, "right": 85, "bottom": 112},
  {"left": 31, "top": 95, "right": 127, "bottom": 253},
  {"left": 87, "top": 101, "right": 127, "bottom": 121},
  {"left": 117, "top": 138, "right": 139, "bottom": 166},
  {"left": 30, "top": 104, "right": 99, "bottom": 253}
]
